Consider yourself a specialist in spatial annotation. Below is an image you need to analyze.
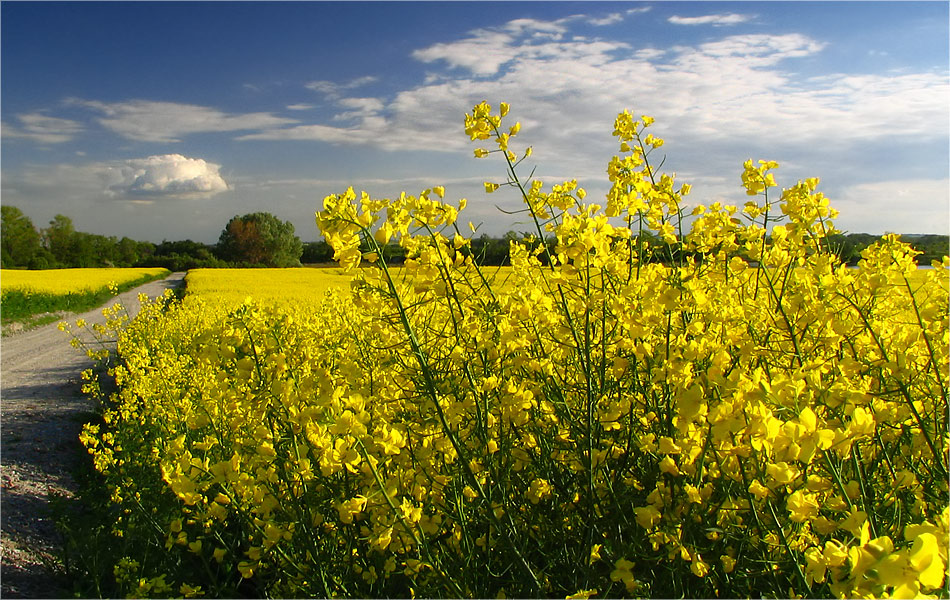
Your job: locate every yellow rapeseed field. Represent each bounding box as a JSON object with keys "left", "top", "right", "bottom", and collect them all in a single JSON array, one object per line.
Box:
[
  {"left": 185, "top": 266, "right": 518, "bottom": 307},
  {"left": 184, "top": 267, "right": 354, "bottom": 309},
  {"left": 1, "top": 267, "right": 169, "bottom": 295}
]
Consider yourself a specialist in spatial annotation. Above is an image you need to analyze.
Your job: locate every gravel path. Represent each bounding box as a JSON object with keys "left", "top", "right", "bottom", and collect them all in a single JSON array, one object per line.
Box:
[{"left": 0, "top": 272, "right": 185, "bottom": 598}]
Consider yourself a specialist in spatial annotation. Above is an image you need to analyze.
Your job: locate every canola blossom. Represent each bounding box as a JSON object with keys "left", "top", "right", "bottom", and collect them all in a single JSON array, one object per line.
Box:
[{"left": 74, "top": 103, "right": 948, "bottom": 598}]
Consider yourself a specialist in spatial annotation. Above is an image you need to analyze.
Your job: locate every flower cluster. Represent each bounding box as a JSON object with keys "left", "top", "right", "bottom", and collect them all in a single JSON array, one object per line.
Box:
[{"left": 75, "top": 103, "right": 948, "bottom": 598}]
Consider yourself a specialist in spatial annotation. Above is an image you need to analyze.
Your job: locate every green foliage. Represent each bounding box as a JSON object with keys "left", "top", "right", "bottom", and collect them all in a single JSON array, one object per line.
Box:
[
  {"left": 1, "top": 205, "right": 44, "bottom": 268},
  {"left": 301, "top": 240, "right": 334, "bottom": 264},
  {"left": 1, "top": 208, "right": 158, "bottom": 269},
  {"left": 145, "top": 240, "right": 226, "bottom": 271},
  {"left": 217, "top": 212, "right": 303, "bottom": 267},
  {"left": 828, "top": 233, "right": 949, "bottom": 266}
]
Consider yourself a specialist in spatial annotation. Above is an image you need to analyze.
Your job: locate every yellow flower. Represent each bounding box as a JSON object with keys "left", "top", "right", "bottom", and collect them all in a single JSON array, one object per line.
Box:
[
  {"left": 485, "top": 182, "right": 500, "bottom": 193},
  {"left": 659, "top": 455, "right": 680, "bottom": 476},
  {"left": 336, "top": 496, "right": 368, "bottom": 524},
  {"left": 526, "top": 478, "right": 553, "bottom": 504},
  {"left": 610, "top": 558, "right": 637, "bottom": 593},
  {"left": 766, "top": 461, "right": 800, "bottom": 486},
  {"left": 908, "top": 532, "right": 946, "bottom": 589},
  {"left": 749, "top": 479, "right": 771, "bottom": 499},
  {"left": 721, "top": 554, "right": 736, "bottom": 574},
  {"left": 634, "top": 505, "right": 662, "bottom": 529},
  {"left": 690, "top": 555, "right": 710, "bottom": 578},
  {"left": 787, "top": 490, "right": 819, "bottom": 522}
]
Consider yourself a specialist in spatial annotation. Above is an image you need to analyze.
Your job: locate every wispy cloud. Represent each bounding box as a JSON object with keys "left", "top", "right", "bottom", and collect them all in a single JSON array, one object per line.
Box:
[
  {"left": 588, "top": 13, "right": 624, "bottom": 27},
  {"left": 238, "top": 93, "right": 388, "bottom": 144},
  {"left": 69, "top": 99, "right": 297, "bottom": 143},
  {"left": 305, "top": 76, "right": 378, "bottom": 98},
  {"left": 668, "top": 13, "right": 753, "bottom": 26},
  {"left": 237, "top": 123, "right": 375, "bottom": 144},
  {"left": 1, "top": 113, "right": 83, "bottom": 143},
  {"left": 236, "top": 11, "right": 947, "bottom": 234},
  {"left": 297, "top": 17, "right": 942, "bottom": 159}
]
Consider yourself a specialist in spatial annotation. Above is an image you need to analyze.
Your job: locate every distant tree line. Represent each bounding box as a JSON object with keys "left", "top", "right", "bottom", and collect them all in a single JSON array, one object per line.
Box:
[
  {"left": 1, "top": 204, "right": 947, "bottom": 270},
  {"left": 0, "top": 207, "right": 305, "bottom": 270}
]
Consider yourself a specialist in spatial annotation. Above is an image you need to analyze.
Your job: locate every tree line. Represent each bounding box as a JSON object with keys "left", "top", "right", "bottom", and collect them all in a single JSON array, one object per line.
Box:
[{"left": 1, "top": 205, "right": 946, "bottom": 271}]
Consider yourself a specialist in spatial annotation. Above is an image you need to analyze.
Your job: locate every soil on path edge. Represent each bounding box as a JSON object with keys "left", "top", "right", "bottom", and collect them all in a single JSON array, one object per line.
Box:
[{"left": 0, "top": 272, "right": 186, "bottom": 598}]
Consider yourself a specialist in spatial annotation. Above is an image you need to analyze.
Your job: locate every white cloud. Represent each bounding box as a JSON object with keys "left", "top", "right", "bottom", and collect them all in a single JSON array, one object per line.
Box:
[
  {"left": 588, "top": 13, "right": 624, "bottom": 26},
  {"left": 413, "top": 30, "right": 522, "bottom": 76},
  {"left": 235, "top": 12, "right": 947, "bottom": 238},
  {"left": 243, "top": 14, "right": 947, "bottom": 175},
  {"left": 238, "top": 123, "right": 372, "bottom": 144},
  {"left": 502, "top": 18, "right": 568, "bottom": 38},
  {"left": 668, "top": 13, "right": 753, "bottom": 26},
  {"left": 70, "top": 99, "right": 297, "bottom": 142},
  {"left": 286, "top": 103, "right": 316, "bottom": 111},
  {"left": 2, "top": 113, "right": 83, "bottom": 143},
  {"left": 626, "top": 7, "right": 653, "bottom": 16},
  {"left": 832, "top": 179, "right": 950, "bottom": 235},
  {"left": 334, "top": 97, "right": 385, "bottom": 121},
  {"left": 105, "top": 154, "right": 229, "bottom": 198},
  {"left": 305, "top": 76, "right": 379, "bottom": 98},
  {"left": 239, "top": 94, "right": 388, "bottom": 144}
]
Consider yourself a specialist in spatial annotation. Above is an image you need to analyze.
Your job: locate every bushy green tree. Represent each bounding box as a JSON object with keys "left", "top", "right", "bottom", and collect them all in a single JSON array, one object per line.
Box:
[
  {"left": 1, "top": 205, "right": 43, "bottom": 268},
  {"left": 217, "top": 212, "right": 303, "bottom": 267},
  {"left": 146, "top": 240, "right": 224, "bottom": 271},
  {"left": 42, "top": 214, "right": 77, "bottom": 266},
  {"left": 301, "top": 240, "right": 334, "bottom": 264}
]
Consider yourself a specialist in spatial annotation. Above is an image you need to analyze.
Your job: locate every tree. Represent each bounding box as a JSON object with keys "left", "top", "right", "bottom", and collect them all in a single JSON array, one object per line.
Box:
[
  {"left": 145, "top": 240, "right": 223, "bottom": 271},
  {"left": 1, "top": 206, "right": 42, "bottom": 268},
  {"left": 43, "top": 214, "right": 76, "bottom": 266},
  {"left": 217, "top": 212, "right": 303, "bottom": 267},
  {"left": 302, "top": 240, "right": 334, "bottom": 264}
]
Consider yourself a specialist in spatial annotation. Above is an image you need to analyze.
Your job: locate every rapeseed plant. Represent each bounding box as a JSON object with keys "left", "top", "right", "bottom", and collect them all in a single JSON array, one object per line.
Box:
[{"left": 72, "top": 103, "right": 948, "bottom": 598}]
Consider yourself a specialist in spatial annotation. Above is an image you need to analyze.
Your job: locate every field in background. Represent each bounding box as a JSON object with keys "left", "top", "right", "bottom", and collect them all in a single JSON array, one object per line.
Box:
[
  {"left": 0, "top": 267, "right": 170, "bottom": 324},
  {"left": 184, "top": 267, "right": 354, "bottom": 306},
  {"left": 1, "top": 267, "right": 169, "bottom": 295},
  {"left": 184, "top": 265, "right": 519, "bottom": 306}
]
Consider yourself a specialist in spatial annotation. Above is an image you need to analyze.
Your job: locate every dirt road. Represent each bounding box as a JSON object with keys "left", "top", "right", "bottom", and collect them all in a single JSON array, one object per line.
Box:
[{"left": 0, "top": 272, "right": 185, "bottom": 598}]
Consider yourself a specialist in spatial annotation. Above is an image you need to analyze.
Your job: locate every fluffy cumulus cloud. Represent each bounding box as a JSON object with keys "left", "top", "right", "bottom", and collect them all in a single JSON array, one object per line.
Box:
[{"left": 105, "top": 154, "right": 229, "bottom": 198}]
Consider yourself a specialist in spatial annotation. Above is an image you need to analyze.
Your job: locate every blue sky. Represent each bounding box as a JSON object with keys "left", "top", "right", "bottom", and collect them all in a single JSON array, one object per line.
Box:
[{"left": 2, "top": 1, "right": 948, "bottom": 244}]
